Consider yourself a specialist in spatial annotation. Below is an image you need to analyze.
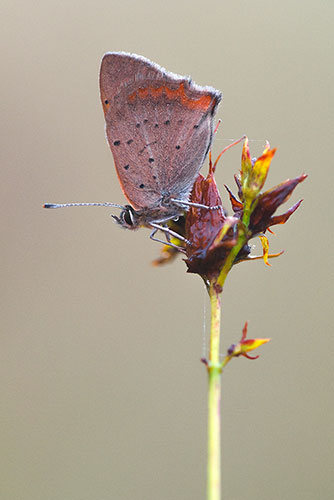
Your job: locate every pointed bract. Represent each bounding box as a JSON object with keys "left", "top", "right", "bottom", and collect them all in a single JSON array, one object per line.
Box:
[
  {"left": 249, "top": 174, "right": 307, "bottom": 234},
  {"left": 269, "top": 200, "right": 303, "bottom": 227}
]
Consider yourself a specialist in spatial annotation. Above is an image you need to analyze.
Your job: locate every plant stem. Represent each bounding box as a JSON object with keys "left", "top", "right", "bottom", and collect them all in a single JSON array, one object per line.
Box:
[
  {"left": 207, "top": 285, "right": 222, "bottom": 500},
  {"left": 216, "top": 222, "right": 249, "bottom": 290},
  {"left": 206, "top": 213, "right": 251, "bottom": 499}
]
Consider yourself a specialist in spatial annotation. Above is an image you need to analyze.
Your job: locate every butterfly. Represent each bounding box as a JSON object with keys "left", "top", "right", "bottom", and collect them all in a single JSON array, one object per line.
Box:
[{"left": 45, "top": 52, "right": 222, "bottom": 243}]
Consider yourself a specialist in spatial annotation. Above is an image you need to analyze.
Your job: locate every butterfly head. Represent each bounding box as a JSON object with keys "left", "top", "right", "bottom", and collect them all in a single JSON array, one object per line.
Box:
[{"left": 112, "top": 205, "right": 141, "bottom": 229}]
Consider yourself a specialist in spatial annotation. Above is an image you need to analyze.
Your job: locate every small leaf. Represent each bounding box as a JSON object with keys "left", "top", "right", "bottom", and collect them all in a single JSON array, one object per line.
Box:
[
  {"left": 259, "top": 234, "right": 271, "bottom": 266},
  {"left": 240, "top": 137, "right": 252, "bottom": 184},
  {"left": 250, "top": 148, "right": 276, "bottom": 193},
  {"left": 224, "top": 322, "right": 271, "bottom": 364}
]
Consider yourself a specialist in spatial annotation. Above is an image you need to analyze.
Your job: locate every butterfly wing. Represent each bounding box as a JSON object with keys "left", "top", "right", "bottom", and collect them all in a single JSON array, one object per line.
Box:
[{"left": 100, "top": 52, "right": 222, "bottom": 210}]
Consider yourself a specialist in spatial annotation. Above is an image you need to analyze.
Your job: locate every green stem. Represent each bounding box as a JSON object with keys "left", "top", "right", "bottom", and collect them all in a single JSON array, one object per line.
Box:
[
  {"left": 216, "top": 236, "right": 246, "bottom": 289},
  {"left": 216, "top": 212, "right": 251, "bottom": 289},
  {"left": 206, "top": 206, "right": 253, "bottom": 499},
  {"left": 207, "top": 285, "right": 222, "bottom": 500}
]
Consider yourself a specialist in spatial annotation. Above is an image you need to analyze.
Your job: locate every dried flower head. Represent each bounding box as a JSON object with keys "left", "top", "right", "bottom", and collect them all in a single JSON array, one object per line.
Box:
[
  {"left": 154, "top": 137, "right": 306, "bottom": 289},
  {"left": 184, "top": 154, "right": 248, "bottom": 281}
]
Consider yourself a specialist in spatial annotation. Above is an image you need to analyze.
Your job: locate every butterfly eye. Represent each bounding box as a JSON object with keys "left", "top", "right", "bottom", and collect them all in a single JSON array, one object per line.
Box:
[{"left": 122, "top": 207, "right": 135, "bottom": 226}]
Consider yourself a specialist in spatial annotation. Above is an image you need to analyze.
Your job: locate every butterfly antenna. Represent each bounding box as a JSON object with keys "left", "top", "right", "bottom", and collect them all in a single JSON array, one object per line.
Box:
[{"left": 43, "top": 202, "right": 124, "bottom": 210}]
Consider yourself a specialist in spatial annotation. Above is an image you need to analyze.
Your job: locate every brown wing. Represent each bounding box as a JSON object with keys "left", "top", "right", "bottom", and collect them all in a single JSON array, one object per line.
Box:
[{"left": 100, "top": 52, "right": 222, "bottom": 210}]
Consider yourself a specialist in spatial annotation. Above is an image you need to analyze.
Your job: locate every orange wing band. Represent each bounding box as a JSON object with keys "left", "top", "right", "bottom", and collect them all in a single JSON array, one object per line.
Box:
[{"left": 128, "top": 83, "right": 213, "bottom": 112}]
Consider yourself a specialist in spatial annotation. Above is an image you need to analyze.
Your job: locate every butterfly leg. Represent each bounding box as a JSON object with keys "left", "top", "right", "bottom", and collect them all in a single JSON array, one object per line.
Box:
[
  {"left": 171, "top": 199, "right": 223, "bottom": 211},
  {"left": 150, "top": 223, "right": 191, "bottom": 246},
  {"left": 149, "top": 227, "right": 186, "bottom": 252}
]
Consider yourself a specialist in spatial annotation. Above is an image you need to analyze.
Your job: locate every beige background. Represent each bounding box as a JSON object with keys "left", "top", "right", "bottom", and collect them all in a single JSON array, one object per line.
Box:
[{"left": 2, "top": 1, "right": 333, "bottom": 499}]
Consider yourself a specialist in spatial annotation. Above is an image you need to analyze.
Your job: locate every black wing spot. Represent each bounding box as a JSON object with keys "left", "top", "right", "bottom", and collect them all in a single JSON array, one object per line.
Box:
[
  {"left": 139, "top": 183, "right": 145, "bottom": 189},
  {"left": 148, "top": 158, "right": 154, "bottom": 163},
  {"left": 127, "top": 139, "right": 133, "bottom": 145},
  {"left": 152, "top": 175, "right": 157, "bottom": 180},
  {"left": 113, "top": 140, "right": 121, "bottom": 146},
  {"left": 175, "top": 145, "right": 180, "bottom": 150},
  {"left": 104, "top": 100, "right": 109, "bottom": 105},
  {"left": 136, "top": 123, "right": 141, "bottom": 128},
  {"left": 193, "top": 124, "right": 199, "bottom": 129},
  {"left": 154, "top": 123, "right": 159, "bottom": 128},
  {"left": 143, "top": 119, "right": 148, "bottom": 124},
  {"left": 164, "top": 120, "right": 170, "bottom": 125},
  {"left": 124, "top": 165, "right": 130, "bottom": 170}
]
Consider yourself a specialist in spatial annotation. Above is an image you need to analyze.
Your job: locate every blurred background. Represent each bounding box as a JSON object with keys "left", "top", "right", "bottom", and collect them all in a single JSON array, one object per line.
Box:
[{"left": 2, "top": 1, "right": 333, "bottom": 499}]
